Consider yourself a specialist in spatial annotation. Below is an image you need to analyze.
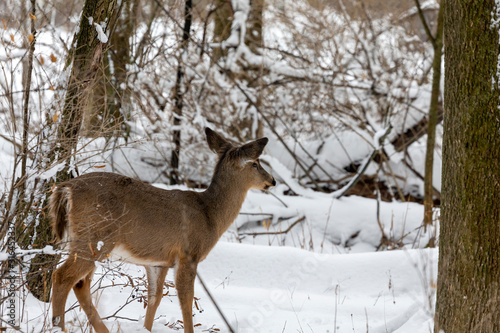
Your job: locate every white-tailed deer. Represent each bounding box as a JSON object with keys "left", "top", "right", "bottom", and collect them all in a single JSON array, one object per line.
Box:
[{"left": 49, "top": 128, "right": 275, "bottom": 333}]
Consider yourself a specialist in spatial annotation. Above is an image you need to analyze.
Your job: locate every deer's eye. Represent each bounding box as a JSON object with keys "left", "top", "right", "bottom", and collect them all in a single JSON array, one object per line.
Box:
[{"left": 252, "top": 162, "right": 258, "bottom": 168}]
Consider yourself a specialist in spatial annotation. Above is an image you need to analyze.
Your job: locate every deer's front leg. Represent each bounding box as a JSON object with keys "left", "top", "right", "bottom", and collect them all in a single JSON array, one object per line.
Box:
[
  {"left": 175, "top": 259, "right": 197, "bottom": 333},
  {"left": 144, "top": 266, "right": 169, "bottom": 331}
]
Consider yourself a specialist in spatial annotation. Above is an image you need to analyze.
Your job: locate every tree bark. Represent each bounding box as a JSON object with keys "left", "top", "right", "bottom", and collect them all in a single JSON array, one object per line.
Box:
[{"left": 435, "top": 1, "right": 500, "bottom": 332}]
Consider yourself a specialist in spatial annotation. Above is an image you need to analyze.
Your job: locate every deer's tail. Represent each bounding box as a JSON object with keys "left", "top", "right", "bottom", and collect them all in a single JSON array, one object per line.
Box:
[{"left": 49, "top": 186, "right": 71, "bottom": 242}]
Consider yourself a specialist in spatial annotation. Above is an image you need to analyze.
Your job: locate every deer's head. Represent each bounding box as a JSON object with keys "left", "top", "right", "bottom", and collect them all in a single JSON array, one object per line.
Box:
[{"left": 206, "top": 127, "right": 276, "bottom": 190}]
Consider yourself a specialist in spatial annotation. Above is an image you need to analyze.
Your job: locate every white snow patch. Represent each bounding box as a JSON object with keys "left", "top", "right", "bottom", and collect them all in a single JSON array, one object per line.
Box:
[
  {"left": 94, "top": 22, "right": 108, "bottom": 43},
  {"left": 491, "top": 1, "right": 500, "bottom": 90}
]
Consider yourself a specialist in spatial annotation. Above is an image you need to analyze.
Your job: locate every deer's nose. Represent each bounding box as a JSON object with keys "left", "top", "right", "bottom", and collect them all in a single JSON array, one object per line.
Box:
[{"left": 271, "top": 179, "right": 276, "bottom": 186}]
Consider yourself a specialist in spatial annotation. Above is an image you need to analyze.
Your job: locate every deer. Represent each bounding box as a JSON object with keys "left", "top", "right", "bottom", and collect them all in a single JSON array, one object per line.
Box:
[{"left": 49, "top": 127, "right": 276, "bottom": 333}]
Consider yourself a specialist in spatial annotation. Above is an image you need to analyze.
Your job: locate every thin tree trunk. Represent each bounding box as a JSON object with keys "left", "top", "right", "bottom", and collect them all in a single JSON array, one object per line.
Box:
[
  {"left": 170, "top": 0, "right": 192, "bottom": 185},
  {"left": 213, "top": 0, "right": 232, "bottom": 61},
  {"left": 246, "top": 0, "right": 263, "bottom": 54},
  {"left": 20, "top": 0, "right": 36, "bottom": 194},
  {"left": 17, "top": 0, "right": 54, "bottom": 302},
  {"left": 242, "top": 0, "right": 264, "bottom": 139},
  {"left": 435, "top": 0, "right": 500, "bottom": 331},
  {"left": 109, "top": 0, "right": 134, "bottom": 137},
  {"left": 423, "top": 2, "right": 443, "bottom": 227}
]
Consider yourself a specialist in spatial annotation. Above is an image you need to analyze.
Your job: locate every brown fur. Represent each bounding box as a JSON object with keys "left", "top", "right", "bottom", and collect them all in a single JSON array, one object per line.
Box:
[
  {"left": 49, "top": 186, "right": 70, "bottom": 242},
  {"left": 50, "top": 128, "right": 275, "bottom": 333}
]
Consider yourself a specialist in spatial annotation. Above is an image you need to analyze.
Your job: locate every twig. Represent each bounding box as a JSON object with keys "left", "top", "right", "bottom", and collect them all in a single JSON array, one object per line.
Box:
[
  {"left": 413, "top": 0, "right": 436, "bottom": 47},
  {"left": 263, "top": 190, "right": 288, "bottom": 208},
  {"left": 101, "top": 296, "right": 138, "bottom": 320},
  {"left": 196, "top": 272, "right": 235, "bottom": 333},
  {"left": 239, "top": 216, "right": 305, "bottom": 236},
  {"left": 331, "top": 126, "right": 392, "bottom": 199},
  {"left": 0, "top": 317, "right": 25, "bottom": 333}
]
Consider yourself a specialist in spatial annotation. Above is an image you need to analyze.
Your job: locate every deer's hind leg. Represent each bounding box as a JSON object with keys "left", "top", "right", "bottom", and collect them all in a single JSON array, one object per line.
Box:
[
  {"left": 51, "top": 253, "right": 97, "bottom": 331},
  {"left": 175, "top": 259, "right": 198, "bottom": 333},
  {"left": 73, "top": 267, "right": 109, "bottom": 333},
  {"left": 144, "top": 266, "right": 169, "bottom": 331}
]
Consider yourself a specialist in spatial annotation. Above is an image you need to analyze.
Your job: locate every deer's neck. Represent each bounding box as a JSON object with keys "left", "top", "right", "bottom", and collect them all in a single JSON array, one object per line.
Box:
[{"left": 203, "top": 176, "right": 248, "bottom": 237}]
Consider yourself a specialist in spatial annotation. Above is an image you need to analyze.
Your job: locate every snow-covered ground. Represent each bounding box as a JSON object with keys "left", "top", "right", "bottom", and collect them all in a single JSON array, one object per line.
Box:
[
  {"left": 3, "top": 184, "right": 438, "bottom": 333},
  {"left": 16, "top": 241, "right": 437, "bottom": 333},
  {"left": 0, "top": 0, "right": 441, "bottom": 331}
]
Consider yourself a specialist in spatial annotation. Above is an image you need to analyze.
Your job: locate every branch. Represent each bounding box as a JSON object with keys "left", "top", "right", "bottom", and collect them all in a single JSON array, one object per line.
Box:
[
  {"left": 413, "top": 0, "right": 436, "bottom": 47},
  {"left": 196, "top": 272, "right": 235, "bottom": 333},
  {"left": 331, "top": 126, "right": 392, "bottom": 199},
  {"left": 239, "top": 216, "right": 306, "bottom": 236},
  {"left": 391, "top": 103, "right": 443, "bottom": 152}
]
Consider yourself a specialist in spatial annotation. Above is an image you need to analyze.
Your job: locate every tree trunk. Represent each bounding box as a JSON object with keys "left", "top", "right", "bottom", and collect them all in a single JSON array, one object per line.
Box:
[
  {"left": 215, "top": 0, "right": 265, "bottom": 140},
  {"left": 84, "top": 0, "right": 133, "bottom": 137},
  {"left": 23, "top": 0, "right": 119, "bottom": 302},
  {"left": 422, "top": 2, "right": 443, "bottom": 228},
  {"left": 170, "top": 0, "right": 192, "bottom": 185},
  {"left": 108, "top": 0, "right": 134, "bottom": 137},
  {"left": 59, "top": 0, "right": 118, "bottom": 158},
  {"left": 246, "top": 0, "right": 263, "bottom": 54},
  {"left": 213, "top": 0, "right": 232, "bottom": 61},
  {"left": 435, "top": 1, "right": 500, "bottom": 332},
  {"left": 240, "top": 0, "right": 264, "bottom": 139}
]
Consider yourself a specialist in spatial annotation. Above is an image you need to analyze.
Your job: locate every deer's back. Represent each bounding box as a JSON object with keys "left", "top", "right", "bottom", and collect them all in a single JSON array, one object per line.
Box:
[{"left": 60, "top": 172, "right": 217, "bottom": 264}]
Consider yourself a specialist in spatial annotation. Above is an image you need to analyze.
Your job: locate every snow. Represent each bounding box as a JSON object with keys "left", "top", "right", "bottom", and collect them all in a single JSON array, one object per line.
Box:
[
  {"left": 13, "top": 243, "right": 437, "bottom": 333},
  {"left": 1, "top": 179, "right": 438, "bottom": 332},
  {"left": 37, "top": 162, "right": 66, "bottom": 180},
  {"left": 491, "top": 1, "right": 500, "bottom": 93},
  {"left": 94, "top": 22, "right": 108, "bottom": 43}
]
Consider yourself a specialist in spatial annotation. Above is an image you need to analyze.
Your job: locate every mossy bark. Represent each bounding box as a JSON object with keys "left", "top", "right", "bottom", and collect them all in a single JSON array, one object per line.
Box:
[{"left": 435, "top": 0, "right": 500, "bottom": 332}]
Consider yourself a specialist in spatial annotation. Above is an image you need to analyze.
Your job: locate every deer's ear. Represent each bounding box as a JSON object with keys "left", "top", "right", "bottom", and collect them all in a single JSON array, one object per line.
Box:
[
  {"left": 206, "top": 127, "right": 232, "bottom": 154},
  {"left": 238, "top": 137, "right": 268, "bottom": 160}
]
